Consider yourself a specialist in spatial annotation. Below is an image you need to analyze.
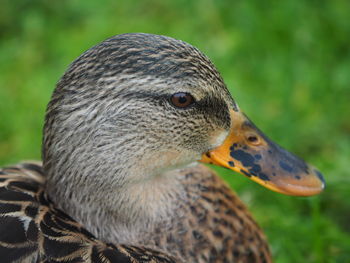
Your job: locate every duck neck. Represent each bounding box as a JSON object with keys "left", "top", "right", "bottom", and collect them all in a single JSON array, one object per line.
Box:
[{"left": 45, "top": 156, "right": 191, "bottom": 244}]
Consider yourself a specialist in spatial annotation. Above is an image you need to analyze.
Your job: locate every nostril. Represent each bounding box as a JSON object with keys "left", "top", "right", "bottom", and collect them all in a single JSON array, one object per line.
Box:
[
  {"left": 248, "top": 135, "right": 258, "bottom": 142},
  {"left": 246, "top": 134, "right": 260, "bottom": 145}
]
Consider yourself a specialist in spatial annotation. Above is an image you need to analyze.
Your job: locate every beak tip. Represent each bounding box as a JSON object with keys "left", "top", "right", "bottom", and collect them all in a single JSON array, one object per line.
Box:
[
  {"left": 314, "top": 169, "right": 326, "bottom": 189},
  {"left": 283, "top": 169, "right": 326, "bottom": 196}
]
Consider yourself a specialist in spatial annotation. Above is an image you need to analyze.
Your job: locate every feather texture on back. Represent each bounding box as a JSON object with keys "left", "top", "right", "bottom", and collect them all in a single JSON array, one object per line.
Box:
[{"left": 0, "top": 162, "right": 178, "bottom": 263}]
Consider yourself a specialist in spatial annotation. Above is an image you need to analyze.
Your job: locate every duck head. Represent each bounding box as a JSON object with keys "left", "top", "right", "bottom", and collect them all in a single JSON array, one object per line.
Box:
[{"left": 43, "top": 33, "right": 324, "bottom": 231}]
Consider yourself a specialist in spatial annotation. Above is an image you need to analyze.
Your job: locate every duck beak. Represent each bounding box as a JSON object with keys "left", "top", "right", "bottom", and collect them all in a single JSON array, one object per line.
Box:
[{"left": 200, "top": 110, "right": 325, "bottom": 196}]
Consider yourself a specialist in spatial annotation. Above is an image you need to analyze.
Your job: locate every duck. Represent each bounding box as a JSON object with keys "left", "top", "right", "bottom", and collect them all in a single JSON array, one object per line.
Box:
[{"left": 0, "top": 33, "right": 325, "bottom": 263}]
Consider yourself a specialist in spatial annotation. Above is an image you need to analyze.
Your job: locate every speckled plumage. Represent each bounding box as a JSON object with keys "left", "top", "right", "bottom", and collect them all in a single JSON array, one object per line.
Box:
[
  {"left": 0, "top": 33, "right": 323, "bottom": 263},
  {"left": 0, "top": 163, "right": 178, "bottom": 262},
  {"left": 0, "top": 162, "right": 270, "bottom": 262}
]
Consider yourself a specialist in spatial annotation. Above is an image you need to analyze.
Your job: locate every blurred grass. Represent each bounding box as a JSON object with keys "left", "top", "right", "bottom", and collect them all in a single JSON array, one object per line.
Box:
[{"left": 0, "top": 0, "right": 349, "bottom": 262}]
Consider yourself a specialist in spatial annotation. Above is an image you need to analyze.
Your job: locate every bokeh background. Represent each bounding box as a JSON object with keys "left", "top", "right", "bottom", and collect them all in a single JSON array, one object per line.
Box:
[{"left": 0, "top": 0, "right": 349, "bottom": 262}]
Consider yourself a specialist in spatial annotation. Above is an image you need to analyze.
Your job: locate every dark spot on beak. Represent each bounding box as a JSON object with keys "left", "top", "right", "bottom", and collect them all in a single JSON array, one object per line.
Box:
[
  {"left": 295, "top": 175, "right": 301, "bottom": 180},
  {"left": 230, "top": 149, "right": 255, "bottom": 167},
  {"left": 258, "top": 173, "right": 270, "bottom": 181},
  {"left": 206, "top": 152, "right": 211, "bottom": 158},
  {"left": 254, "top": 154, "right": 262, "bottom": 160},
  {"left": 279, "top": 160, "right": 294, "bottom": 173},
  {"left": 250, "top": 164, "right": 261, "bottom": 174},
  {"left": 228, "top": 161, "right": 235, "bottom": 167},
  {"left": 240, "top": 169, "right": 251, "bottom": 177},
  {"left": 230, "top": 143, "right": 238, "bottom": 151},
  {"left": 230, "top": 145, "right": 273, "bottom": 182}
]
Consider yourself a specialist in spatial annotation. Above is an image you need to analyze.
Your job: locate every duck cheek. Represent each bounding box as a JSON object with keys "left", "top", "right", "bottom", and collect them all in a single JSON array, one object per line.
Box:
[{"left": 208, "top": 130, "right": 229, "bottom": 149}]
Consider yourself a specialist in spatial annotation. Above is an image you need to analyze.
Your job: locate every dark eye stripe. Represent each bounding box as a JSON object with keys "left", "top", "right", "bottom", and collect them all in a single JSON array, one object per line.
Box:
[{"left": 170, "top": 92, "right": 195, "bottom": 108}]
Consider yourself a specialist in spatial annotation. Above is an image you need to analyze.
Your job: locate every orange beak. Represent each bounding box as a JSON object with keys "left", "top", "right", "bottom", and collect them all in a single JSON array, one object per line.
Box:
[{"left": 200, "top": 110, "right": 325, "bottom": 196}]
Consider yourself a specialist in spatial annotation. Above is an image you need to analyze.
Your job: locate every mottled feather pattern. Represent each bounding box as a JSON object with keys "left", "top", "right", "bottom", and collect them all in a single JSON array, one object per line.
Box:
[
  {"left": 0, "top": 163, "right": 178, "bottom": 263},
  {"left": 0, "top": 162, "right": 271, "bottom": 263},
  {"left": 143, "top": 166, "right": 272, "bottom": 263}
]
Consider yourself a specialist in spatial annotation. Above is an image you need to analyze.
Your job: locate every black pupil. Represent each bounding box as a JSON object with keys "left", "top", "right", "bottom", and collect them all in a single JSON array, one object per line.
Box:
[
  {"left": 178, "top": 95, "right": 187, "bottom": 104},
  {"left": 171, "top": 92, "right": 193, "bottom": 108}
]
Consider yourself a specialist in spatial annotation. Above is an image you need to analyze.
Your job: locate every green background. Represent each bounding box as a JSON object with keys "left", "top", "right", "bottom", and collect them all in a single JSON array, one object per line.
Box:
[{"left": 0, "top": 0, "right": 349, "bottom": 262}]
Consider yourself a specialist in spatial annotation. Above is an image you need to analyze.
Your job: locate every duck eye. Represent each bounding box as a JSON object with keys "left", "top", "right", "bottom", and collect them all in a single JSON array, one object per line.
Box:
[{"left": 170, "top": 92, "right": 195, "bottom": 108}]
